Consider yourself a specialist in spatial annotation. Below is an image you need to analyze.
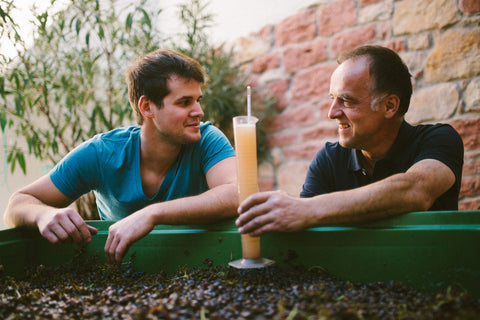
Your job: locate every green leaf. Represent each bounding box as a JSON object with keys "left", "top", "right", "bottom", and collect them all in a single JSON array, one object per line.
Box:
[
  {"left": 98, "top": 25, "right": 104, "bottom": 39},
  {"left": 16, "top": 152, "right": 26, "bottom": 174},
  {"left": 125, "top": 13, "right": 133, "bottom": 31},
  {"left": 75, "top": 18, "right": 81, "bottom": 35}
]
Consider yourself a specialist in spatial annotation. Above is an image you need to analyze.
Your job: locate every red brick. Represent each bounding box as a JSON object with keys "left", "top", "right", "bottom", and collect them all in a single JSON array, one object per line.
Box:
[
  {"left": 282, "top": 39, "right": 328, "bottom": 74},
  {"left": 383, "top": 40, "right": 406, "bottom": 53},
  {"left": 318, "top": 99, "right": 333, "bottom": 120},
  {"left": 291, "top": 63, "right": 337, "bottom": 105},
  {"left": 460, "top": 176, "right": 480, "bottom": 199},
  {"left": 251, "top": 25, "right": 274, "bottom": 44},
  {"left": 267, "top": 78, "right": 290, "bottom": 111},
  {"left": 275, "top": 8, "right": 317, "bottom": 47},
  {"left": 283, "top": 142, "right": 324, "bottom": 160},
  {"left": 463, "top": 157, "right": 480, "bottom": 176},
  {"left": 266, "top": 130, "right": 299, "bottom": 147},
  {"left": 329, "top": 24, "right": 378, "bottom": 56},
  {"left": 379, "top": 22, "right": 392, "bottom": 40},
  {"left": 251, "top": 52, "right": 280, "bottom": 74},
  {"left": 265, "top": 104, "right": 316, "bottom": 132},
  {"left": 459, "top": 198, "right": 480, "bottom": 210},
  {"left": 319, "top": 0, "right": 357, "bottom": 37},
  {"left": 450, "top": 118, "right": 480, "bottom": 151},
  {"left": 359, "top": 0, "right": 383, "bottom": 8},
  {"left": 246, "top": 75, "right": 259, "bottom": 88},
  {"left": 302, "top": 122, "right": 339, "bottom": 142},
  {"left": 460, "top": 0, "right": 480, "bottom": 15},
  {"left": 258, "top": 179, "right": 275, "bottom": 192}
]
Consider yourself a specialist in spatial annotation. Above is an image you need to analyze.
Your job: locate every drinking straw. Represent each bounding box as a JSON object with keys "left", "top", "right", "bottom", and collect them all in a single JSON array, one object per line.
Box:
[{"left": 247, "top": 85, "right": 251, "bottom": 117}]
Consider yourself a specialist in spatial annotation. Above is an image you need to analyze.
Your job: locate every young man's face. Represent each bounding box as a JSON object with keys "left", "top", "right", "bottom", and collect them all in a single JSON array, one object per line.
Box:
[
  {"left": 328, "top": 57, "right": 386, "bottom": 151},
  {"left": 151, "top": 76, "right": 204, "bottom": 145}
]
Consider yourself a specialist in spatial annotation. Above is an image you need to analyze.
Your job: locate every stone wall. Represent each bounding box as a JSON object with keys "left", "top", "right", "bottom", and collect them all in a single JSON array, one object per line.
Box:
[{"left": 233, "top": 0, "right": 480, "bottom": 210}]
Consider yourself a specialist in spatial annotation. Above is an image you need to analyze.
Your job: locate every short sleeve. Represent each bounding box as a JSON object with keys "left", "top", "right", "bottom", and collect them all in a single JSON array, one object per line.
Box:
[
  {"left": 413, "top": 124, "right": 464, "bottom": 188},
  {"left": 199, "top": 123, "right": 236, "bottom": 173},
  {"left": 49, "top": 139, "right": 101, "bottom": 200}
]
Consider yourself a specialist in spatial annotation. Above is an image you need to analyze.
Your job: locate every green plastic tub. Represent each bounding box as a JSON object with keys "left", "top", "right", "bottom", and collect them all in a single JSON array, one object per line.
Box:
[{"left": 1, "top": 210, "right": 479, "bottom": 298}]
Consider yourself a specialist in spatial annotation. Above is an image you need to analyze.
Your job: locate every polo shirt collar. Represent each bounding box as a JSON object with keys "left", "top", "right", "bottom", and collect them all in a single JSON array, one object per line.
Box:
[{"left": 347, "top": 120, "right": 412, "bottom": 172}]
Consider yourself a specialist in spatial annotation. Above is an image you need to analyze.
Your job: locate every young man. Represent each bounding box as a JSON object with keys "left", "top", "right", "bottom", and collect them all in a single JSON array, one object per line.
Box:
[
  {"left": 236, "top": 45, "right": 464, "bottom": 236},
  {"left": 4, "top": 49, "right": 238, "bottom": 264}
]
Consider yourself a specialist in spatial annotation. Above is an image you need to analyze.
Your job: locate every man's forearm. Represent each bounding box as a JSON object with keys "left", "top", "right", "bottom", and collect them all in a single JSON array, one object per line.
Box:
[
  {"left": 309, "top": 160, "right": 453, "bottom": 226},
  {"left": 308, "top": 175, "right": 421, "bottom": 226},
  {"left": 4, "top": 192, "right": 47, "bottom": 228},
  {"left": 145, "top": 183, "right": 238, "bottom": 226}
]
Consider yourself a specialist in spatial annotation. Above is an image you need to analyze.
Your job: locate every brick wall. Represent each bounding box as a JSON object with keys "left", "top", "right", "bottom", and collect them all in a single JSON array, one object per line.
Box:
[{"left": 232, "top": 0, "right": 480, "bottom": 210}]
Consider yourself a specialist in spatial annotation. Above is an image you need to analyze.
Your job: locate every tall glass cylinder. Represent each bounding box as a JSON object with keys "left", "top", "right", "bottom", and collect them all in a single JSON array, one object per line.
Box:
[
  {"left": 230, "top": 116, "right": 274, "bottom": 269},
  {"left": 233, "top": 115, "right": 261, "bottom": 259}
]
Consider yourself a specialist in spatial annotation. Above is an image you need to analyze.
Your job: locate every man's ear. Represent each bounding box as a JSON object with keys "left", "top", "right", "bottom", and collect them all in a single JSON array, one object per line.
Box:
[
  {"left": 138, "top": 96, "right": 154, "bottom": 120},
  {"left": 384, "top": 94, "right": 400, "bottom": 119}
]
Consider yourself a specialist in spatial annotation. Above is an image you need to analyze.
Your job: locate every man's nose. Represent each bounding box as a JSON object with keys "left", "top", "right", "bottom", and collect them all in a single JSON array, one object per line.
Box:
[
  {"left": 328, "top": 100, "right": 342, "bottom": 119},
  {"left": 191, "top": 101, "right": 204, "bottom": 118}
]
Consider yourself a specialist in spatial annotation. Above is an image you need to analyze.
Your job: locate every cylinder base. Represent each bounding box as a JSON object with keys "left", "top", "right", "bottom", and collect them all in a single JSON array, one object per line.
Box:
[{"left": 228, "top": 257, "right": 275, "bottom": 269}]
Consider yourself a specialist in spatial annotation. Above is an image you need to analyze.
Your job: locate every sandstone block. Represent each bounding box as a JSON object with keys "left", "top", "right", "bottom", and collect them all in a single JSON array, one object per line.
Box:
[
  {"left": 465, "top": 78, "right": 480, "bottom": 112},
  {"left": 359, "top": 0, "right": 392, "bottom": 24},
  {"left": 232, "top": 36, "right": 271, "bottom": 65},
  {"left": 399, "top": 51, "right": 428, "bottom": 77},
  {"left": 407, "top": 33, "right": 431, "bottom": 50},
  {"left": 393, "top": 0, "right": 460, "bottom": 35},
  {"left": 277, "top": 161, "right": 310, "bottom": 196},
  {"left": 258, "top": 161, "right": 275, "bottom": 180},
  {"left": 406, "top": 83, "right": 459, "bottom": 124},
  {"left": 425, "top": 30, "right": 480, "bottom": 83}
]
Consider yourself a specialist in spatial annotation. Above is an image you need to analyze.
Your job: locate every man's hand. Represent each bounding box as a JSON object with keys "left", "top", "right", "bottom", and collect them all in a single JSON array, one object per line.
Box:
[
  {"left": 104, "top": 211, "right": 155, "bottom": 265},
  {"left": 37, "top": 208, "right": 98, "bottom": 246},
  {"left": 236, "top": 191, "right": 310, "bottom": 236}
]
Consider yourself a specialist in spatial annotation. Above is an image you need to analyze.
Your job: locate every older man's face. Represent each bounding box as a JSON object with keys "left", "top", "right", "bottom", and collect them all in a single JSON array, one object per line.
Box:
[{"left": 328, "top": 57, "right": 386, "bottom": 152}]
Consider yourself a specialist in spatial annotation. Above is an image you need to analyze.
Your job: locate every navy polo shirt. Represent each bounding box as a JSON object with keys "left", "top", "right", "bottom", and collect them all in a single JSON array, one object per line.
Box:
[{"left": 300, "top": 121, "right": 464, "bottom": 210}]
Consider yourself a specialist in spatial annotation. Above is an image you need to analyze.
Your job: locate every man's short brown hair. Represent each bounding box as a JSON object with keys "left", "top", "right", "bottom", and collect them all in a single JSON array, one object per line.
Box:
[{"left": 126, "top": 49, "right": 206, "bottom": 124}]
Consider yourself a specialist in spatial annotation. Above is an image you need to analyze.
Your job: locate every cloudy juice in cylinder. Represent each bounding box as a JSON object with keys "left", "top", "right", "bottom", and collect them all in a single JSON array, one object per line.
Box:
[{"left": 233, "top": 116, "right": 261, "bottom": 259}]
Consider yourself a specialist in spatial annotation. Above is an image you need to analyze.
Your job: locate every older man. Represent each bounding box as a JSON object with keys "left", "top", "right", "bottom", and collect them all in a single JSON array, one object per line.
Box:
[{"left": 236, "top": 45, "right": 463, "bottom": 236}]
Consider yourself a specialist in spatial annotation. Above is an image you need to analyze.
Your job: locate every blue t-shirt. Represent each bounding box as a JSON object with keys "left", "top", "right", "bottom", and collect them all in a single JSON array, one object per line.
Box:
[
  {"left": 50, "top": 122, "right": 235, "bottom": 220},
  {"left": 300, "top": 121, "right": 464, "bottom": 210}
]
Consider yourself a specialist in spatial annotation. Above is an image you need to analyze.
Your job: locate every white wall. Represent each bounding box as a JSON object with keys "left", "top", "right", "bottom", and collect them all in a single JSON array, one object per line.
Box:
[
  {"left": 156, "top": 0, "right": 320, "bottom": 45},
  {"left": 0, "top": 0, "right": 319, "bottom": 229}
]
